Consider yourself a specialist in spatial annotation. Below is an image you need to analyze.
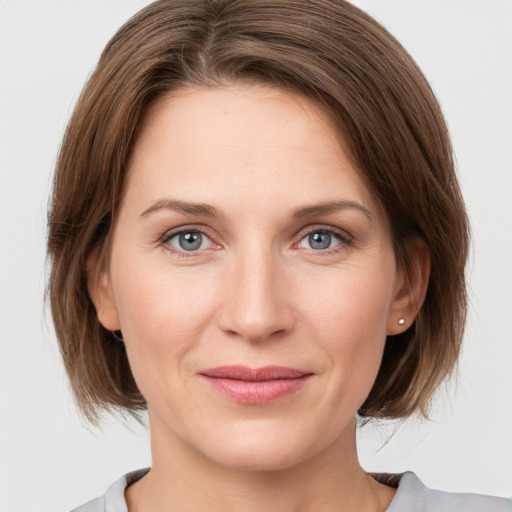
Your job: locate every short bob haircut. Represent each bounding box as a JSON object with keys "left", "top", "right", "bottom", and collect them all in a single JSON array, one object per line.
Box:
[{"left": 48, "top": 0, "right": 469, "bottom": 423}]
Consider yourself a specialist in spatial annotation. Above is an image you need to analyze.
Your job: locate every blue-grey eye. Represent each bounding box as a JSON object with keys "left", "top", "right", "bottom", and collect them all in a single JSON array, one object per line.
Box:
[
  {"left": 168, "top": 231, "right": 210, "bottom": 251},
  {"left": 298, "top": 230, "right": 343, "bottom": 250},
  {"left": 309, "top": 232, "right": 331, "bottom": 250}
]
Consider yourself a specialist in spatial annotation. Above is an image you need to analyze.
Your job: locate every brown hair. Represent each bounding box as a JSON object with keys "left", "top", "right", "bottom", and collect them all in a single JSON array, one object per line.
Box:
[{"left": 47, "top": 0, "right": 469, "bottom": 423}]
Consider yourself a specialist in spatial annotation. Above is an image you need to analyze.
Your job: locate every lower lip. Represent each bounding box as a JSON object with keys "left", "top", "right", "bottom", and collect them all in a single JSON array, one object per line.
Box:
[{"left": 201, "top": 376, "right": 311, "bottom": 404}]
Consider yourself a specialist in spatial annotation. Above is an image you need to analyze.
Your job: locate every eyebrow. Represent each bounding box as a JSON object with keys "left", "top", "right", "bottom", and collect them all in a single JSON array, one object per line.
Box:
[
  {"left": 140, "top": 199, "right": 220, "bottom": 218},
  {"left": 140, "top": 198, "right": 372, "bottom": 221},
  {"left": 292, "top": 200, "right": 373, "bottom": 221}
]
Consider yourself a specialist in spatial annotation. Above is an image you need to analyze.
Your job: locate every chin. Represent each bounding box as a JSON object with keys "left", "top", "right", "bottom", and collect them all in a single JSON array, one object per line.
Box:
[
  {"left": 191, "top": 418, "right": 333, "bottom": 473},
  {"left": 208, "top": 443, "right": 307, "bottom": 473}
]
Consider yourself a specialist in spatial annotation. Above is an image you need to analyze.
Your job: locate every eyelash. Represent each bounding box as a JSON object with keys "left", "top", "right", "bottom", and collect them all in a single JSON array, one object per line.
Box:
[
  {"left": 159, "top": 225, "right": 353, "bottom": 258},
  {"left": 295, "top": 227, "right": 352, "bottom": 253},
  {"left": 160, "top": 227, "right": 218, "bottom": 258}
]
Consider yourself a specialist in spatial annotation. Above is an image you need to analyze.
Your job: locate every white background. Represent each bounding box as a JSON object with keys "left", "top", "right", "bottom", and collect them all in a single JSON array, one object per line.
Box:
[{"left": 0, "top": 1, "right": 511, "bottom": 510}]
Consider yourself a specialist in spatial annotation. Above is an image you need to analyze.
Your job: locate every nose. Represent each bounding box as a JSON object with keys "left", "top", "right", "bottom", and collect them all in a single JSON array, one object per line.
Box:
[{"left": 218, "top": 248, "right": 295, "bottom": 343}]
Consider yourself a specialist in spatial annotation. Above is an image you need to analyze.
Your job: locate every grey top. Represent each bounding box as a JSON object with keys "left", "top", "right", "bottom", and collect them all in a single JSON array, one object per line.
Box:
[{"left": 71, "top": 469, "right": 511, "bottom": 512}]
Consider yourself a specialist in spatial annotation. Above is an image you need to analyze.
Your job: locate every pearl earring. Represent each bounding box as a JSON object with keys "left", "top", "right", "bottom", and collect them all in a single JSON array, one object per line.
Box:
[{"left": 398, "top": 318, "right": 405, "bottom": 325}]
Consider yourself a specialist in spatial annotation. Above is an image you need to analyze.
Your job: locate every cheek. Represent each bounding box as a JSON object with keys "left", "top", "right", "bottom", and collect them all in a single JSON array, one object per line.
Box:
[
  {"left": 111, "top": 260, "right": 218, "bottom": 383},
  {"left": 301, "top": 264, "right": 393, "bottom": 342},
  {"left": 299, "top": 265, "right": 394, "bottom": 392}
]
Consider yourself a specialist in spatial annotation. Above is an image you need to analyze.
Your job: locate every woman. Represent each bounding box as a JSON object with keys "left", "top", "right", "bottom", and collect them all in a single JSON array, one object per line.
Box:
[{"left": 46, "top": 1, "right": 511, "bottom": 511}]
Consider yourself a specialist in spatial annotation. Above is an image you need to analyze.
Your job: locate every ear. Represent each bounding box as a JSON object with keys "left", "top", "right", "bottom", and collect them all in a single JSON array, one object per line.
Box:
[
  {"left": 86, "top": 250, "right": 121, "bottom": 331},
  {"left": 387, "top": 238, "right": 430, "bottom": 335}
]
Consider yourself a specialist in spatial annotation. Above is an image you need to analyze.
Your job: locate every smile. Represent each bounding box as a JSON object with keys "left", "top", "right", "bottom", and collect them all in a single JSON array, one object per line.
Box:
[{"left": 199, "top": 365, "right": 313, "bottom": 404}]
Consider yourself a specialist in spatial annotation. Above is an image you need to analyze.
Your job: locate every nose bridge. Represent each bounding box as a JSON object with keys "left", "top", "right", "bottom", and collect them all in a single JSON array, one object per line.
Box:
[{"left": 220, "top": 241, "right": 294, "bottom": 342}]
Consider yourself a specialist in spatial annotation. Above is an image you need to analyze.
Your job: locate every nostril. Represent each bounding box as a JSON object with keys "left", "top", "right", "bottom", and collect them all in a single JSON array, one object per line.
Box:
[
  {"left": 218, "top": 302, "right": 294, "bottom": 343},
  {"left": 218, "top": 256, "right": 295, "bottom": 342}
]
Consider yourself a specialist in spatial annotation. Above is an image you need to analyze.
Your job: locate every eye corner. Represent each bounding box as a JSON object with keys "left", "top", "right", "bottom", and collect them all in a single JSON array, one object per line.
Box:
[
  {"left": 160, "top": 227, "right": 220, "bottom": 257},
  {"left": 295, "top": 226, "right": 353, "bottom": 253}
]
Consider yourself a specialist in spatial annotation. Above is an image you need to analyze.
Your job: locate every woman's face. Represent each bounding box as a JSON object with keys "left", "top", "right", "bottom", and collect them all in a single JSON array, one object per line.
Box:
[{"left": 95, "top": 85, "right": 410, "bottom": 471}]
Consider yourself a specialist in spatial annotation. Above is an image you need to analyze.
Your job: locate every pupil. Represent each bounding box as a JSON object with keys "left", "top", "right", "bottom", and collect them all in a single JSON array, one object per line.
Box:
[
  {"left": 179, "top": 232, "right": 202, "bottom": 251},
  {"left": 309, "top": 232, "right": 331, "bottom": 250}
]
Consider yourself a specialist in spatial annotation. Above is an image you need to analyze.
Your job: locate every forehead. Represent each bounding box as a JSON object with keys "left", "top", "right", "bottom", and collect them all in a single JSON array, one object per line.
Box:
[{"left": 125, "top": 85, "right": 380, "bottom": 221}]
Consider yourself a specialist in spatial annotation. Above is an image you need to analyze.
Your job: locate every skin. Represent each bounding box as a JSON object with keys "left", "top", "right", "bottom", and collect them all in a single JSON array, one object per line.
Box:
[{"left": 90, "top": 85, "right": 429, "bottom": 511}]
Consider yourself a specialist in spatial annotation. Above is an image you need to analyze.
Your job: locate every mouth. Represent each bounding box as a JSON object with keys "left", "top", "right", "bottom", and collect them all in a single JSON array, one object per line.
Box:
[{"left": 199, "top": 365, "right": 314, "bottom": 404}]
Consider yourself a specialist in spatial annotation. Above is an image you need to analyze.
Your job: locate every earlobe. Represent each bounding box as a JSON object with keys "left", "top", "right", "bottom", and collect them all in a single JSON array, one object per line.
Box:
[
  {"left": 387, "top": 238, "right": 430, "bottom": 335},
  {"left": 86, "top": 251, "right": 121, "bottom": 331}
]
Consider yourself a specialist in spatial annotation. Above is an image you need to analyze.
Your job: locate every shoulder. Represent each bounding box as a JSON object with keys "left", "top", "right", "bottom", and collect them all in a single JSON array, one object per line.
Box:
[
  {"left": 70, "top": 468, "right": 150, "bottom": 512},
  {"left": 71, "top": 496, "right": 104, "bottom": 512},
  {"left": 386, "top": 472, "right": 512, "bottom": 512}
]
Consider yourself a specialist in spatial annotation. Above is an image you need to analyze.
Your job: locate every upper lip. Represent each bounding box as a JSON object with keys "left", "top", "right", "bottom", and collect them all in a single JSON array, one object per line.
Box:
[{"left": 200, "top": 365, "right": 312, "bottom": 381}]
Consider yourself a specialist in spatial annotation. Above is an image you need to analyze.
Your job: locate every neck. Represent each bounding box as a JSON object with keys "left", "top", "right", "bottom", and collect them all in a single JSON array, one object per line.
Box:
[{"left": 126, "top": 415, "right": 395, "bottom": 512}]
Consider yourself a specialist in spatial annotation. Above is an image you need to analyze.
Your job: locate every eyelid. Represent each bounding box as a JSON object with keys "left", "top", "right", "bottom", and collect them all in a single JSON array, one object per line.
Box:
[
  {"left": 293, "top": 224, "right": 353, "bottom": 251},
  {"left": 157, "top": 223, "right": 353, "bottom": 257},
  {"left": 296, "top": 224, "right": 353, "bottom": 242},
  {"left": 160, "top": 225, "right": 221, "bottom": 256}
]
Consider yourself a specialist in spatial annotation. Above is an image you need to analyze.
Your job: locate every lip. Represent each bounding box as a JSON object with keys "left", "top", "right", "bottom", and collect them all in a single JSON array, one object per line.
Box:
[{"left": 199, "top": 365, "right": 313, "bottom": 404}]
